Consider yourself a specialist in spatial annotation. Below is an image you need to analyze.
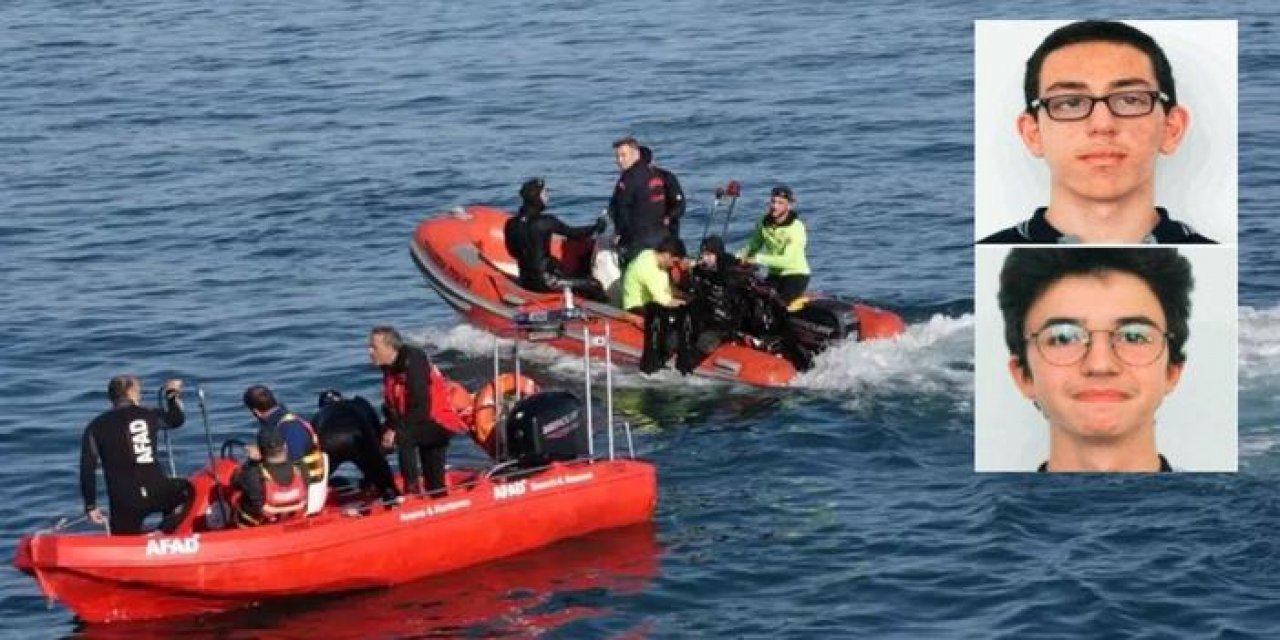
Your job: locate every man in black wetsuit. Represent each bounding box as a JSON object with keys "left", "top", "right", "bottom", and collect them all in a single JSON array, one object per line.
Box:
[
  {"left": 312, "top": 389, "right": 399, "bottom": 502},
  {"left": 80, "top": 375, "right": 194, "bottom": 535},
  {"left": 609, "top": 136, "right": 670, "bottom": 266},
  {"left": 503, "top": 177, "right": 607, "bottom": 300}
]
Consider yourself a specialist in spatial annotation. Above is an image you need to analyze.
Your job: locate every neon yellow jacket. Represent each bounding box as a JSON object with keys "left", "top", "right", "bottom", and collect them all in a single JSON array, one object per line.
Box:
[
  {"left": 621, "top": 249, "right": 673, "bottom": 311},
  {"left": 740, "top": 212, "right": 810, "bottom": 276}
]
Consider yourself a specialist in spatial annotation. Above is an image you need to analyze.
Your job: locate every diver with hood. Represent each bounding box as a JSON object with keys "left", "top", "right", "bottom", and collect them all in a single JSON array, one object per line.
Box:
[{"left": 504, "top": 177, "right": 608, "bottom": 301}]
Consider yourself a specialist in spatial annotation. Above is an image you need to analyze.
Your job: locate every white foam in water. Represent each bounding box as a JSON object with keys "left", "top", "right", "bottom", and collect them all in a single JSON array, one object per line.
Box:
[
  {"left": 409, "top": 324, "right": 720, "bottom": 389},
  {"left": 1239, "top": 305, "right": 1280, "bottom": 387},
  {"left": 795, "top": 313, "right": 974, "bottom": 404}
]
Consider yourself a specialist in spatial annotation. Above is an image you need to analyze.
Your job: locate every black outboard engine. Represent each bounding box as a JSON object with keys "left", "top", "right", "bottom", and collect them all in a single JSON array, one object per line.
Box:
[
  {"left": 788, "top": 299, "right": 860, "bottom": 353},
  {"left": 503, "top": 391, "right": 590, "bottom": 468}
]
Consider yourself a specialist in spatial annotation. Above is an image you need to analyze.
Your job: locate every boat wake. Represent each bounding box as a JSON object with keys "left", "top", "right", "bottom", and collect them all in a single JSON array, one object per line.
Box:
[{"left": 412, "top": 313, "right": 974, "bottom": 406}]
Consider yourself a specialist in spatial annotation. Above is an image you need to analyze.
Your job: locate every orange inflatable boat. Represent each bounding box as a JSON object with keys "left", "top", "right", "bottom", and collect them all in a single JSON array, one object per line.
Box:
[{"left": 411, "top": 205, "right": 905, "bottom": 387}]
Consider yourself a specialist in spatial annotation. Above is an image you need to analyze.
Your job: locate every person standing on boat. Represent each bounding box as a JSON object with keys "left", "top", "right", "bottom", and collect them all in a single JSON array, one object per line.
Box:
[
  {"left": 638, "top": 145, "right": 686, "bottom": 242},
  {"left": 368, "top": 326, "right": 451, "bottom": 497},
  {"left": 504, "top": 177, "right": 608, "bottom": 301},
  {"left": 80, "top": 375, "right": 194, "bottom": 535},
  {"left": 312, "top": 389, "right": 399, "bottom": 503},
  {"left": 609, "top": 136, "right": 670, "bottom": 266},
  {"left": 739, "top": 185, "right": 811, "bottom": 306},
  {"left": 230, "top": 427, "right": 308, "bottom": 526},
  {"left": 242, "top": 385, "right": 326, "bottom": 484}
]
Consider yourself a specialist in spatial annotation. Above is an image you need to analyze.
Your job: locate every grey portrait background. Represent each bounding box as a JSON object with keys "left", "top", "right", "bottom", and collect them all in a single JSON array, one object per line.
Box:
[{"left": 975, "top": 245, "right": 1238, "bottom": 472}]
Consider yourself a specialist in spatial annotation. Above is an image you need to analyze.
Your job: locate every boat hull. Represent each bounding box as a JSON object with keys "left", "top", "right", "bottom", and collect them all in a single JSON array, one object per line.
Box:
[{"left": 15, "top": 458, "right": 656, "bottom": 623}]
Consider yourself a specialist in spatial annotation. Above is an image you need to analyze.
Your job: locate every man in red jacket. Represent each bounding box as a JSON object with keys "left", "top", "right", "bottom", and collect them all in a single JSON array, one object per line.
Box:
[{"left": 368, "top": 326, "right": 452, "bottom": 496}]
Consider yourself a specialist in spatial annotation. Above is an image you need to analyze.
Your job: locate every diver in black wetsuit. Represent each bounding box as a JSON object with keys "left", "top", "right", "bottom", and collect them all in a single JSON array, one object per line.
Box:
[
  {"left": 312, "top": 389, "right": 399, "bottom": 502},
  {"left": 504, "top": 177, "right": 607, "bottom": 300},
  {"left": 80, "top": 375, "right": 194, "bottom": 535}
]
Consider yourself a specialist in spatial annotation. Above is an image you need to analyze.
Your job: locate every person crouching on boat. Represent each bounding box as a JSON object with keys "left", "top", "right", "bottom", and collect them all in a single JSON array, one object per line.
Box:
[
  {"left": 504, "top": 177, "right": 608, "bottom": 301},
  {"left": 313, "top": 389, "right": 400, "bottom": 504},
  {"left": 231, "top": 427, "right": 308, "bottom": 526},
  {"left": 368, "top": 326, "right": 452, "bottom": 497},
  {"left": 621, "top": 236, "right": 687, "bottom": 373},
  {"left": 81, "top": 375, "right": 194, "bottom": 535},
  {"left": 675, "top": 235, "right": 751, "bottom": 373},
  {"left": 242, "top": 385, "right": 326, "bottom": 485},
  {"left": 739, "top": 185, "right": 811, "bottom": 306}
]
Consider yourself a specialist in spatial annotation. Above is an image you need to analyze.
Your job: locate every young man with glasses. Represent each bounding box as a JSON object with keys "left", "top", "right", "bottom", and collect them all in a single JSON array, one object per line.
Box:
[
  {"left": 996, "top": 248, "right": 1193, "bottom": 471},
  {"left": 978, "top": 20, "right": 1216, "bottom": 244}
]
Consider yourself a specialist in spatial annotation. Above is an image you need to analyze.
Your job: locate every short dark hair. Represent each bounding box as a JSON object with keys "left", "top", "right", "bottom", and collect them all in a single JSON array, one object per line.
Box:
[
  {"left": 638, "top": 145, "right": 654, "bottom": 164},
  {"left": 107, "top": 375, "right": 139, "bottom": 405},
  {"left": 242, "top": 384, "right": 278, "bottom": 413},
  {"left": 1024, "top": 20, "right": 1178, "bottom": 114},
  {"left": 998, "top": 248, "right": 1193, "bottom": 371},
  {"left": 371, "top": 325, "right": 403, "bottom": 351},
  {"left": 612, "top": 135, "right": 640, "bottom": 150},
  {"left": 655, "top": 236, "right": 684, "bottom": 256}
]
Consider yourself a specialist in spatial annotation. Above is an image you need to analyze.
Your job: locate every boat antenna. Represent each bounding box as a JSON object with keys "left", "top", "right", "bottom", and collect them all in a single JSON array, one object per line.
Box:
[
  {"left": 156, "top": 385, "right": 178, "bottom": 477},
  {"left": 718, "top": 180, "right": 742, "bottom": 239},
  {"left": 196, "top": 386, "right": 230, "bottom": 526}
]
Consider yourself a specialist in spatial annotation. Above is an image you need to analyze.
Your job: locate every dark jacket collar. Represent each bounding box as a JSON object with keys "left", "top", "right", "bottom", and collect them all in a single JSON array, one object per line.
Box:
[
  {"left": 1037, "top": 453, "right": 1172, "bottom": 472},
  {"left": 1018, "top": 207, "right": 1208, "bottom": 244}
]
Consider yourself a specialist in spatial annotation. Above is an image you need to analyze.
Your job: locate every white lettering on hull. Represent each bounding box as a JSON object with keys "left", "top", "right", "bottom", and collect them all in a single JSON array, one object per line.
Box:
[
  {"left": 145, "top": 535, "right": 200, "bottom": 556},
  {"left": 397, "top": 498, "right": 473, "bottom": 523}
]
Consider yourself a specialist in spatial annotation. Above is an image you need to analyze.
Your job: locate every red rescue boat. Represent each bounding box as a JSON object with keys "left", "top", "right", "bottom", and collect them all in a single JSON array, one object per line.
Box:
[
  {"left": 14, "top": 315, "right": 656, "bottom": 625},
  {"left": 14, "top": 458, "right": 655, "bottom": 624},
  {"left": 410, "top": 205, "right": 905, "bottom": 387}
]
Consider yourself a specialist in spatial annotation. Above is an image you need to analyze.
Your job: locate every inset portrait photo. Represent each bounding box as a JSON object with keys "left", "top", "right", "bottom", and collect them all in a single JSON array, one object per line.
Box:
[
  {"left": 975, "top": 20, "right": 1237, "bottom": 245},
  {"left": 975, "top": 246, "right": 1237, "bottom": 472}
]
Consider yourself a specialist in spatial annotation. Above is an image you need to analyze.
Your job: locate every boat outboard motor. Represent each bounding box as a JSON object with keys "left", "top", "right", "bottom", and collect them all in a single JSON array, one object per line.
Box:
[
  {"left": 788, "top": 299, "right": 860, "bottom": 352},
  {"left": 503, "top": 391, "right": 589, "bottom": 468}
]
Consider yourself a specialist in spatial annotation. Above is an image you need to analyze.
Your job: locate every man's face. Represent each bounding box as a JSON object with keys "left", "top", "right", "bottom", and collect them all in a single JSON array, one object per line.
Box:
[
  {"left": 1009, "top": 271, "right": 1184, "bottom": 444},
  {"left": 1017, "top": 41, "right": 1189, "bottom": 206},
  {"left": 768, "top": 196, "right": 792, "bottom": 219},
  {"left": 367, "top": 333, "right": 397, "bottom": 367},
  {"left": 615, "top": 144, "right": 639, "bottom": 171},
  {"left": 699, "top": 250, "right": 718, "bottom": 268}
]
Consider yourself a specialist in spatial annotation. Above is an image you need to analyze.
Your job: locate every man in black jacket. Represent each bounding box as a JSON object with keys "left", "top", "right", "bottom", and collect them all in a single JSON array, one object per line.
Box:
[
  {"left": 504, "top": 177, "right": 607, "bottom": 300},
  {"left": 80, "top": 375, "right": 193, "bottom": 535},
  {"left": 639, "top": 145, "right": 686, "bottom": 240},
  {"left": 609, "top": 136, "right": 670, "bottom": 266},
  {"left": 368, "top": 326, "right": 450, "bottom": 496}
]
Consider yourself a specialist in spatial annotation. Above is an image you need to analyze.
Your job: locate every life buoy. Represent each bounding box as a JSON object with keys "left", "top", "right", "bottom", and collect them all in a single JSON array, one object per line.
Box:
[{"left": 471, "top": 373, "right": 540, "bottom": 456}]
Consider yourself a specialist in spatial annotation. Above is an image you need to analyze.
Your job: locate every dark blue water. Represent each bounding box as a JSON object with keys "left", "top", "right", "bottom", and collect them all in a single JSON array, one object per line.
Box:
[{"left": 2, "top": 2, "right": 1277, "bottom": 638}]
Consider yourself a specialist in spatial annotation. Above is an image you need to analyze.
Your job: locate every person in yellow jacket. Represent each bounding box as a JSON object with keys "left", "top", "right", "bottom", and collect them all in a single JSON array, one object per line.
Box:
[
  {"left": 620, "top": 237, "right": 687, "bottom": 372},
  {"left": 740, "top": 185, "right": 811, "bottom": 305},
  {"left": 621, "top": 237, "right": 685, "bottom": 314}
]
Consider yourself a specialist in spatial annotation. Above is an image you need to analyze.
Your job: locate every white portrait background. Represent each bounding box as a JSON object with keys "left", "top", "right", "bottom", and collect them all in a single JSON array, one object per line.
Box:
[
  {"left": 974, "top": 246, "right": 1238, "bottom": 472},
  {"left": 974, "top": 20, "right": 1238, "bottom": 244}
]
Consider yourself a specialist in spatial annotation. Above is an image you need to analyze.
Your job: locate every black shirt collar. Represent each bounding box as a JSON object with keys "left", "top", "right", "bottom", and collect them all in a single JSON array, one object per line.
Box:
[
  {"left": 1037, "top": 454, "right": 1173, "bottom": 472},
  {"left": 1018, "top": 207, "right": 1205, "bottom": 244}
]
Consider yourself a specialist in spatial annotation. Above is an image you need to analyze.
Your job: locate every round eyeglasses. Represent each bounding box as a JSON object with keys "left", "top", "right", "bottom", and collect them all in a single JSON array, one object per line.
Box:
[
  {"left": 1027, "top": 322, "right": 1171, "bottom": 367},
  {"left": 1029, "top": 90, "right": 1170, "bottom": 122}
]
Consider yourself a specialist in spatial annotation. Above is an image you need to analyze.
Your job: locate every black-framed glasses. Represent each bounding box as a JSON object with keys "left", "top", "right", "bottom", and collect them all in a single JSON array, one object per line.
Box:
[
  {"left": 1029, "top": 90, "right": 1170, "bottom": 122},
  {"left": 1027, "top": 322, "right": 1172, "bottom": 367}
]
